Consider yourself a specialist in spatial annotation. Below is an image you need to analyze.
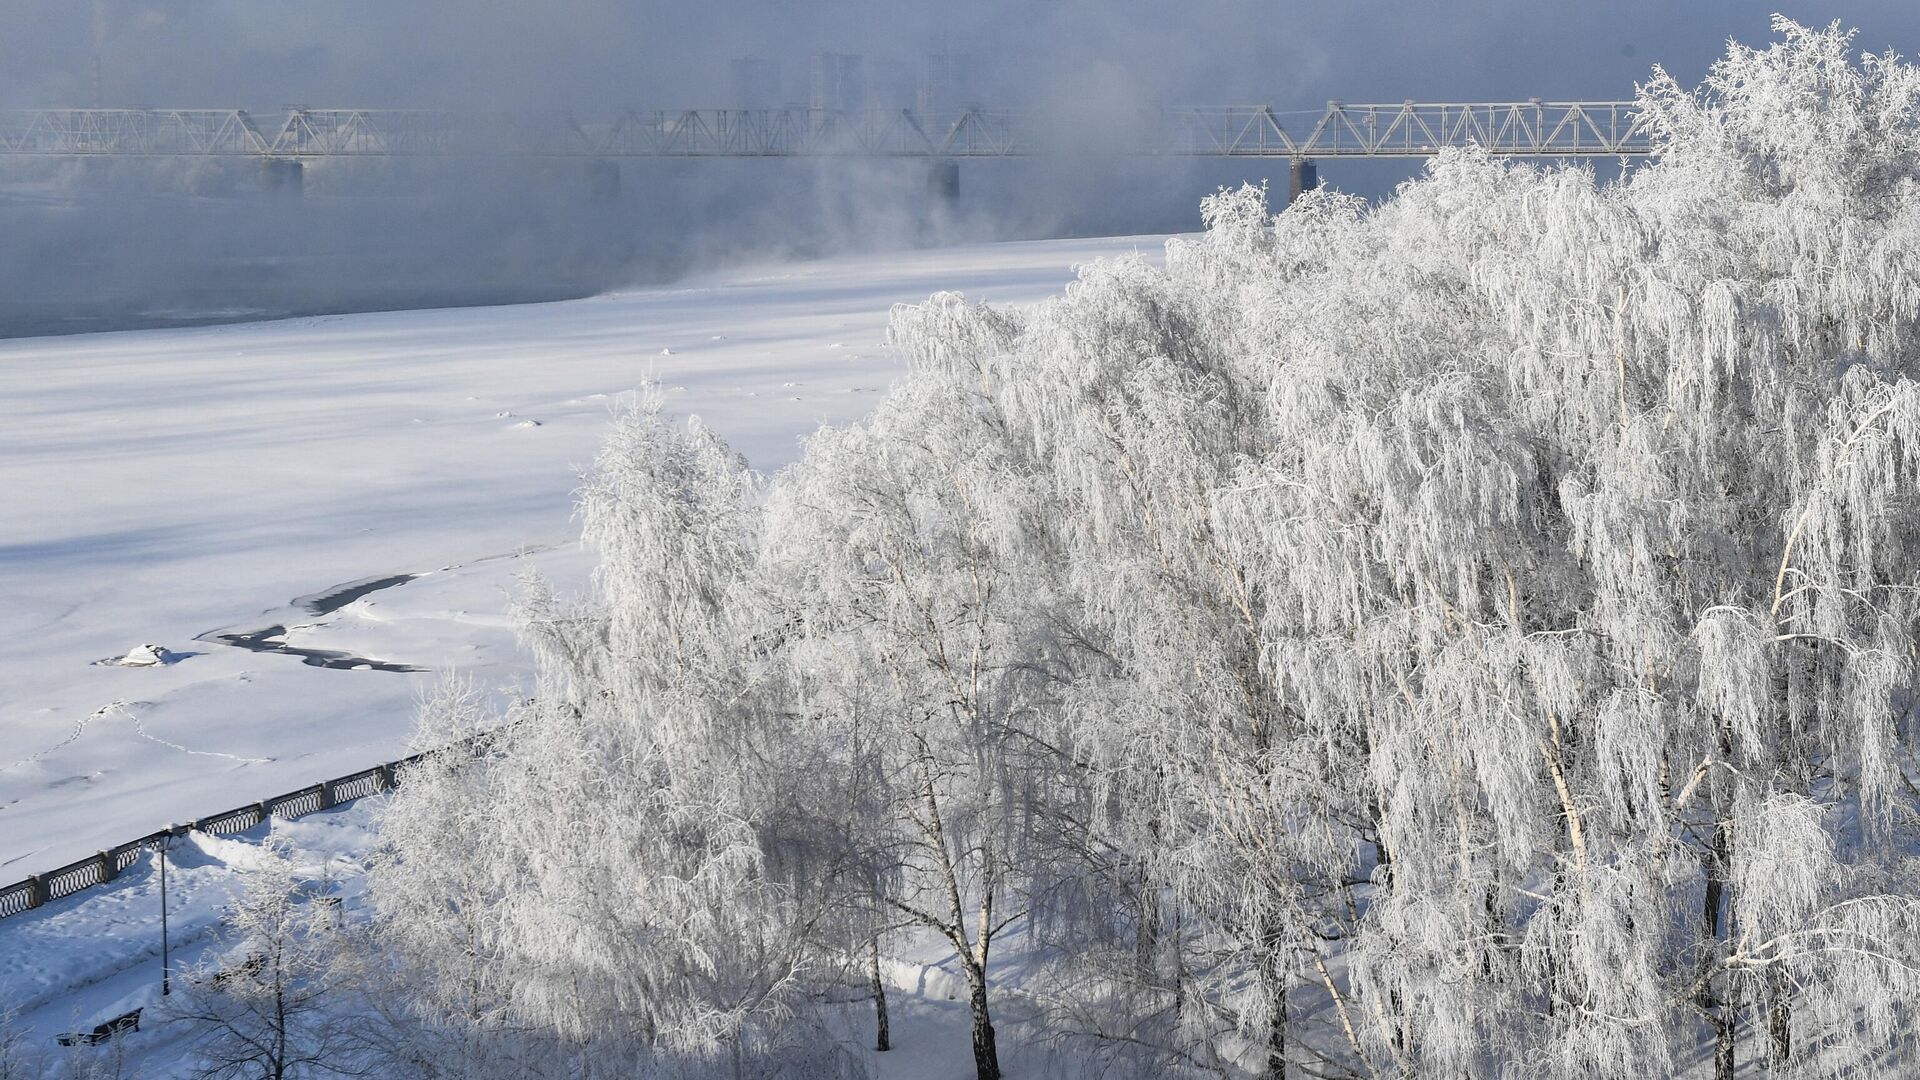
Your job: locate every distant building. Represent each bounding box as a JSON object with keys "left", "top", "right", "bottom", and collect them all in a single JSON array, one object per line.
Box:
[
  {"left": 917, "top": 52, "right": 978, "bottom": 116},
  {"left": 810, "top": 52, "right": 865, "bottom": 113},
  {"left": 729, "top": 57, "right": 780, "bottom": 109},
  {"left": 871, "top": 58, "right": 917, "bottom": 112}
]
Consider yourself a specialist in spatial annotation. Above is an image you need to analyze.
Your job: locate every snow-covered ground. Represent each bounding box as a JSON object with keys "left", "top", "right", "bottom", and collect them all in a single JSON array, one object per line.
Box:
[
  {"left": 0, "top": 798, "right": 1080, "bottom": 1078},
  {"left": 0, "top": 803, "right": 377, "bottom": 1071},
  {"left": 0, "top": 235, "right": 1169, "bottom": 879}
]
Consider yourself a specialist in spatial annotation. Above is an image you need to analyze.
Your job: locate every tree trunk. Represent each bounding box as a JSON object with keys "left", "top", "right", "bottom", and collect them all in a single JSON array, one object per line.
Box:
[
  {"left": 911, "top": 743, "right": 997, "bottom": 1079},
  {"left": 870, "top": 935, "right": 891, "bottom": 1053},
  {"left": 1767, "top": 969, "right": 1790, "bottom": 1071},
  {"left": 1264, "top": 969, "right": 1287, "bottom": 1080},
  {"left": 964, "top": 966, "right": 1001, "bottom": 1080},
  {"left": 1705, "top": 821, "right": 1734, "bottom": 1080},
  {"left": 1544, "top": 879, "right": 1560, "bottom": 1020},
  {"left": 1137, "top": 875, "right": 1161, "bottom": 983},
  {"left": 1482, "top": 884, "right": 1501, "bottom": 979},
  {"left": 274, "top": 975, "right": 288, "bottom": 1080},
  {"left": 1768, "top": 999, "right": 1790, "bottom": 1072},
  {"left": 1717, "top": 978, "right": 1740, "bottom": 1080},
  {"left": 1172, "top": 898, "right": 1189, "bottom": 1023}
]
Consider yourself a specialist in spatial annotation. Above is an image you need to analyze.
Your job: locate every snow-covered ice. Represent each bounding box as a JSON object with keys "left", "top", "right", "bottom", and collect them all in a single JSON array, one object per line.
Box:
[{"left": 0, "top": 236, "right": 1168, "bottom": 877}]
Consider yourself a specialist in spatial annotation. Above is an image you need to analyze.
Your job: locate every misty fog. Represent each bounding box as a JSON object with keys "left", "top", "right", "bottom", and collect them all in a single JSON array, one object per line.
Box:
[{"left": 5, "top": 1, "right": 1920, "bottom": 337}]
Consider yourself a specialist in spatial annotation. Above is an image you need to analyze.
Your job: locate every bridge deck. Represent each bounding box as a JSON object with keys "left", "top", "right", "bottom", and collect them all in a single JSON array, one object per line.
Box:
[{"left": 0, "top": 102, "right": 1650, "bottom": 159}]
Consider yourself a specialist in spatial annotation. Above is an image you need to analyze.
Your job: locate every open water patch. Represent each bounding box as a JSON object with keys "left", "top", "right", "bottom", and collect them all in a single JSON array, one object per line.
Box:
[
  {"left": 200, "top": 572, "right": 424, "bottom": 672},
  {"left": 292, "top": 574, "right": 417, "bottom": 617},
  {"left": 200, "top": 624, "right": 426, "bottom": 673}
]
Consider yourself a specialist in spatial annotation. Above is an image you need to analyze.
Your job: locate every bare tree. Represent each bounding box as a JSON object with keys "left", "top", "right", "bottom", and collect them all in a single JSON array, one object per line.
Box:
[{"left": 168, "top": 845, "right": 354, "bottom": 1080}]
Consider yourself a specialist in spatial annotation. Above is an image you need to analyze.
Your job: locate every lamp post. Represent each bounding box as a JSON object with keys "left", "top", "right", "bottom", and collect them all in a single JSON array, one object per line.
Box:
[{"left": 159, "top": 829, "right": 172, "bottom": 997}]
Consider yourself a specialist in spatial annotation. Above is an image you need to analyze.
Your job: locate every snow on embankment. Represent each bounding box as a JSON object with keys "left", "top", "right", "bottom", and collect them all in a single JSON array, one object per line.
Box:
[{"left": 1, "top": 802, "right": 376, "bottom": 1067}]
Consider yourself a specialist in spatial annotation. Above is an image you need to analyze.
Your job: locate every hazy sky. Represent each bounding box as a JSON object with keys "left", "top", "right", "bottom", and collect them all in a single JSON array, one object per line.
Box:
[{"left": 6, "top": 3, "right": 1920, "bottom": 113}]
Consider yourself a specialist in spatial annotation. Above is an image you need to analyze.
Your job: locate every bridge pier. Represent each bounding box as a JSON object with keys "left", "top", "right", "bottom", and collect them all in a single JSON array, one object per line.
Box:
[
  {"left": 927, "top": 159, "right": 959, "bottom": 204},
  {"left": 586, "top": 159, "right": 620, "bottom": 202},
  {"left": 1288, "top": 158, "right": 1318, "bottom": 204},
  {"left": 261, "top": 158, "right": 303, "bottom": 197}
]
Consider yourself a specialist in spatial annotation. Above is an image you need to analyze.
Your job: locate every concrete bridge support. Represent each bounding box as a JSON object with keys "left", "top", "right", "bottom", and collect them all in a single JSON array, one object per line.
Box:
[
  {"left": 928, "top": 159, "right": 959, "bottom": 204},
  {"left": 586, "top": 159, "right": 620, "bottom": 202},
  {"left": 1288, "top": 158, "right": 1318, "bottom": 204},
  {"left": 262, "top": 158, "right": 303, "bottom": 197}
]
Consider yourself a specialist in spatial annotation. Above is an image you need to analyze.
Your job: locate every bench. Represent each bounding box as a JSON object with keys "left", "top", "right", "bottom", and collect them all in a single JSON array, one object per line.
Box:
[
  {"left": 208, "top": 952, "right": 268, "bottom": 989},
  {"left": 55, "top": 1007, "right": 140, "bottom": 1046}
]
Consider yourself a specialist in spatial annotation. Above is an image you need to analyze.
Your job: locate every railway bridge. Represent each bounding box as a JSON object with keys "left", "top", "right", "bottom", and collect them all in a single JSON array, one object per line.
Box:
[{"left": 0, "top": 100, "right": 1652, "bottom": 200}]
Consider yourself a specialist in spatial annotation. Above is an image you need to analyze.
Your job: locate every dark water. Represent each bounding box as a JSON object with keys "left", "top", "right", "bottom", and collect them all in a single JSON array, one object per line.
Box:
[
  {"left": 201, "top": 624, "right": 427, "bottom": 673},
  {"left": 294, "top": 574, "right": 420, "bottom": 617},
  {"left": 199, "top": 573, "right": 425, "bottom": 673}
]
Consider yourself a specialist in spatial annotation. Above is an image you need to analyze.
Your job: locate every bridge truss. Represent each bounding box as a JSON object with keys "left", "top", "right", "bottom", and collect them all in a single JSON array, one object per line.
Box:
[{"left": 0, "top": 101, "right": 1651, "bottom": 160}]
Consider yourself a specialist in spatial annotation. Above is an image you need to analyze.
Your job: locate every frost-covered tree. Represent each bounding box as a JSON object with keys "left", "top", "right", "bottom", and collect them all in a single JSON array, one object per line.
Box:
[
  {"left": 872, "top": 250, "right": 1367, "bottom": 1076},
  {"left": 1059, "top": 19, "right": 1920, "bottom": 1077},
  {"left": 357, "top": 18, "right": 1920, "bottom": 1080},
  {"left": 0, "top": 1007, "right": 44, "bottom": 1080},
  {"left": 783, "top": 19, "right": 1920, "bottom": 1077},
  {"left": 361, "top": 396, "right": 849, "bottom": 1080},
  {"left": 754, "top": 361, "right": 1071, "bottom": 1080},
  {"left": 169, "top": 845, "right": 351, "bottom": 1080}
]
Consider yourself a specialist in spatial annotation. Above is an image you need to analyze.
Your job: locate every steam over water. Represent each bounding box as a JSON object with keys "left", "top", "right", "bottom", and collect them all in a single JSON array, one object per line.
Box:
[
  {"left": 0, "top": 154, "right": 1349, "bottom": 338},
  {"left": 7, "top": 0, "right": 1919, "bottom": 337}
]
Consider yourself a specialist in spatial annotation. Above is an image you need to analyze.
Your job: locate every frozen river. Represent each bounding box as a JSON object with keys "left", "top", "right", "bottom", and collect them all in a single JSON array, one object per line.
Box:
[{"left": 0, "top": 235, "right": 1167, "bottom": 875}]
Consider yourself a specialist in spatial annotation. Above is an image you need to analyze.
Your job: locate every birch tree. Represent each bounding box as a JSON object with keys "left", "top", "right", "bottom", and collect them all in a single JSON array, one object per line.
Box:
[
  {"left": 363, "top": 395, "right": 846, "bottom": 1079},
  {"left": 355, "top": 18, "right": 1920, "bottom": 1079},
  {"left": 833, "top": 18, "right": 1920, "bottom": 1075},
  {"left": 756, "top": 359, "right": 1066, "bottom": 1080}
]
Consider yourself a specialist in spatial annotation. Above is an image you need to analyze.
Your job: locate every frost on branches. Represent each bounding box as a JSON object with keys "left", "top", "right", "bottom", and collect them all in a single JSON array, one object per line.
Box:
[{"left": 358, "top": 19, "right": 1920, "bottom": 1080}]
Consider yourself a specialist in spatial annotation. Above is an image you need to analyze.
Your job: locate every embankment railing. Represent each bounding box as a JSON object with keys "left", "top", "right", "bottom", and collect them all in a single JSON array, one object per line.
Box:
[{"left": 0, "top": 749, "right": 440, "bottom": 921}]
